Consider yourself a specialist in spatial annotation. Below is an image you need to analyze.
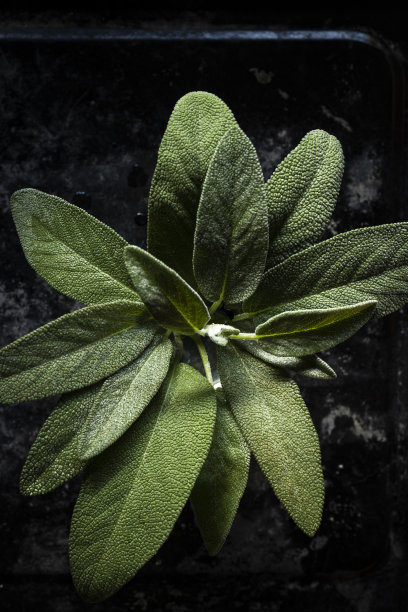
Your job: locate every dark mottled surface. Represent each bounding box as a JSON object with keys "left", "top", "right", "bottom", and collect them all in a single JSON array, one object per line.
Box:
[{"left": 1, "top": 14, "right": 408, "bottom": 612}]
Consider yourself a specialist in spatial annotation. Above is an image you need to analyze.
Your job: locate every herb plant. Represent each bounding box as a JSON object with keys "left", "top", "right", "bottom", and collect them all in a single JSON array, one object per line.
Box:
[{"left": 2, "top": 91, "right": 408, "bottom": 603}]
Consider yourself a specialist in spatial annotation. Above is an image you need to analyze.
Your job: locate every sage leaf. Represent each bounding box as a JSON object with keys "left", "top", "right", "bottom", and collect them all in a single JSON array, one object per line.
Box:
[
  {"left": 238, "top": 341, "right": 336, "bottom": 379},
  {"left": 78, "top": 337, "right": 173, "bottom": 460},
  {"left": 147, "top": 91, "right": 237, "bottom": 287},
  {"left": 69, "top": 363, "right": 216, "bottom": 603},
  {"left": 190, "top": 389, "right": 250, "bottom": 555},
  {"left": 0, "top": 301, "right": 157, "bottom": 403},
  {"left": 20, "top": 384, "right": 101, "bottom": 495},
  {"left": 11, "top": 188, "right": 139, "bottom": 305},
  {"left": 245, "top": 224, "right": 408, "bottom": 319},
  {"left": 266, "top": 130, "right": 344, "bottom": 269},
  {"left": 253, "top": 301, "right": 376, "bottom": 356},
  {"left": 125, "top": 245, "right": 210, "bottom": 334},
  {"left": 217, "top": 344, "right": 324, "bottom": 536},
  {"left": 193, "top": 125, "right": 268, "bottom": 303}
]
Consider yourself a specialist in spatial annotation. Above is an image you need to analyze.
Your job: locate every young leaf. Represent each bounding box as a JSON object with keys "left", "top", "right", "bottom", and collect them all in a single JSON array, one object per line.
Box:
[
  {"left": 147, "top": 91, "right": 237, "bottom": 288},
  {"left": 11, "top": 188, "right": 139, "bottom": 305},
  {"left": 190, "top": 389, "right": 250, "bottom": 555},
  {"left": 69, "top": 363, "right": 216, "bottom": 603},
  {"left": 252, "top": 301, "right": 376, "bottom": 356},
  {"left": 125, "top": 245, "right": 210, "bottom": 334},
  {"left": 78, "top": 337, "right": 174, "bottom": 460},
  {"left": 0, "top": 301, "right": 157, "bottom": 403},
  {"left": 20, "top": 384, "right": 101, "bottom": 495},
  {"left": 245, "top": 224, "right": 408, "bottom": 319},
  {"left": 265, "top": 130, "right": 344, "bottom": 269},
  {"left": 193, "top": 124, "right": 268, "bottom": 303},
  {"left": 238, "top": 341, "right": 336, "bottom": 379},
  {"left": 217, "top": 343, "right": 324, "bottom": 536}
]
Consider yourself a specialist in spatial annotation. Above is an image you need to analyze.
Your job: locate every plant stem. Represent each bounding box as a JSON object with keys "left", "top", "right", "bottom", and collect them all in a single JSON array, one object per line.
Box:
[
  {"left": 232, "top": 312, "right": 253, "bottom": 322},
  {"left": 209, "top": 297, "right": 223, "bottom": 317},
  {"left": 173, "top": 334, "right": 184, "bottom": 363},
  {"left": 230, "top": 332, "right": 258, "bottom": 340},
  {"left": 193, "top": 335, "right": 214, "bottom": 386}
]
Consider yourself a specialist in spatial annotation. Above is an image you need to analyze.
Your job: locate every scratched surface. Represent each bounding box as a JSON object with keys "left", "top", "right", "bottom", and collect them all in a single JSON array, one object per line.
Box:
[{"left": 0, "top": 24, "right": 408, "bottom": 612}]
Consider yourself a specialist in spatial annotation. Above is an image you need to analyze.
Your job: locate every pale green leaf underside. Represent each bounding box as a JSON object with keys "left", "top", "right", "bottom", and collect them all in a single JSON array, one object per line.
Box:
[
  {"left": 70, "top": 363, "right": 216, "bottom": 603},
  {"left": 19, "top": 384, "right": 101, "bottom": 495},
  {"left": 217, "top": 344, "right": 324, "bottom": 536},
  {"left": 266, "top": 130, "right": 344, "bottom": 269},
  {"left": 147, "top": 91, "right": 237, "bottom": 288},
  {"left": 193, "top": 124, "right": 268, "bottom": 303},
  {"left": 245, "top": 224, "right": 408, "bottom": 320},
  {"left": 190, "top": 389, "right": 250, "bottom": 555},
  {"left": 0, "top": 301, "right": 157, "bottom": 403},
  {"left": 253, "top": 300, "right": 376, "bottom": 356},
  {"left": 78, "top": 337, "right": 174, "bottom": 460},
  {"left": 125, "top": 245, "right": 210, "bottom": 334},
  {"left": 11, "top": 188, "right": 139, "bottom": 305}
]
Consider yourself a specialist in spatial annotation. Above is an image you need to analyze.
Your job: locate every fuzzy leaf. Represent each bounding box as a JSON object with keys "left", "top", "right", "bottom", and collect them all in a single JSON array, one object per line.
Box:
[
  {"left": 125, "top": 245, "right": 210, "bottom": 334},
  {"left": 193, "top": 125, "right": 268, "bottom": 303},
  {"left": 147, "top": 91, "right": 237, "bottom": 287},
  {"left": 265, "top": 130, "right": 344, "bottom": 269},
  {"left": 78, "top": 337, "right": 173, "bottom": 460},
  {"left": 11, "top": 188, "right": 139, "bottom": 305},
  {"left": 190, "top": 389, "right": 250, "bottom": 555},
  {"left": 217, "top": 344, "right": 324, "bottom": 536},
  {"left": 253, "top": 301, "right": 376, "bottom": 356},
  {"left": 69, "top": 363, "right": 216, "bottom": 603},
  {"left": 0, "top": 301, "right": 157, "bottom": 403},
  {"left": 245, "top": 224, "right": 408, "bottom": 319}
]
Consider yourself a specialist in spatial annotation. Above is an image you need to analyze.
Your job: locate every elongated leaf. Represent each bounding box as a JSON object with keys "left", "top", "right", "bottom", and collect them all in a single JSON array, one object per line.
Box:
[
  {"left": 245, "top": 224, "right": 408, "bottom": 320},
  {"left": 11, "top": 188, "right": 139, "bottom": 305},
  {"left": 217, "top": 344, "right": 324, "bottom": 536},
  {"left": 266, "top": 130, "right": 344, "bottom": 268},
  {"left": 147, "top": 91, "right": 237, "bottom": 287},
  {"left": 193, "top": 125, "right": 268, "bottom": 303},
  {"left": 0, "top": 301, "right": 157, "bottom": 403},
  {"left": 20, "top": 384, "right": 101, "bottom": 495},
  {"left": 125, "top": 245, "right": 210, "bottom": 334},
  {"left": 238, "top": 341, "right": 336, "bottom": 379},
  {"left": 70, "top": 363, "right": 216, "bottom": 603},
  {"left": 252, "top": 301, "right": 376, "bottom": 356},
  {"left": 190, "top": 389, "right": 250, "bottom": 555},
  {"left": 78, "top": 337, "right": 173, "bottom": 460}
]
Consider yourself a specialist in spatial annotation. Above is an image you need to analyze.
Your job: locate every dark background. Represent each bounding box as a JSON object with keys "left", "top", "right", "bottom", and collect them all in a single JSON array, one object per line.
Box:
[{"left": 1, "top": 9, "right": 408, "bottom": 612}]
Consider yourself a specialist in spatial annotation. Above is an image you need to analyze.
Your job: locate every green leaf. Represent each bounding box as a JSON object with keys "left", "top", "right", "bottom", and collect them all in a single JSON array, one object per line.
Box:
[
  {"left": 245, "top": 224, "right": 408, "bottom": 319},
  {"left": 252, "top": 301, "right": 376, "bottom": 356},
  {"left": 11, "top": 188, "right": 139, "bottom": 305},
  {"left": 78, "top": 337, "right": 174, "bottom": 460},
  {"left": 0, "top": 301, "right": 157, "bottom": 404},
  {"left": 265, "top": 130, "right": 344, "bottom": 269},
  {"left": 217, "top": 344, "right": 324, "bottom": 536},
  {"left": 193, "top": 125, "right": 268, "bottom": 303},
  {"left": 125, "top": 245, "right": 210, "bottom": 334},
  {"left": 147, "top": 91, "right": 237, "bottom": 287},
  {"left": 190, "top": 389, "right": 250, "bottom": 555},
  {"left": 69, "top": 363, "right": 216, "bottom": 603},
  {"left": 20, "top": 384, "right": 101, "bottom": 495},
  {"left": 238, "top": 341, "right": 336, "bottom": 379}
]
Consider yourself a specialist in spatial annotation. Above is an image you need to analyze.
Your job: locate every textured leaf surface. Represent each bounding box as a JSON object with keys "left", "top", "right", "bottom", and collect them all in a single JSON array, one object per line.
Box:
[
  {"left": 0, "top": 301, "right": 157, "bottom": 403},
  {"left": 20, "top": 384, "right": 101, "bottom": 495},
  {"left": 245, "top": 224, "right": 408, "bottom": 319},
  {"left": 265, "top": 130, "right": 344, "bottom": 269},
  {"left": 147, "top": 91, "right": 237, "bottom": 287},
  {"left": 79, "top": 338, "right": 173, "bottom": 460},
  {"left": 125, "top": 245, "right": 209, "bottom": 334},
  {"left": 253, "top": 301, "right": 376, "bottom": 356},
  {"left": 238, "top": 341, "right": 336, "bottom": 379},
  {"left": 190, "top": 389, "right": 250, "bottom": 555},
  {"left": 70, "top": 363, "right": 216, "bottom": 603},
  {"left": 217, "top": 344, "right": 324, "bottom": 536},
  {"left": 11, "top": 188, "right": 138, "bottom": 305},
  {"left": 193, "top": 125, "right": 268, "bottom": 303}
]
